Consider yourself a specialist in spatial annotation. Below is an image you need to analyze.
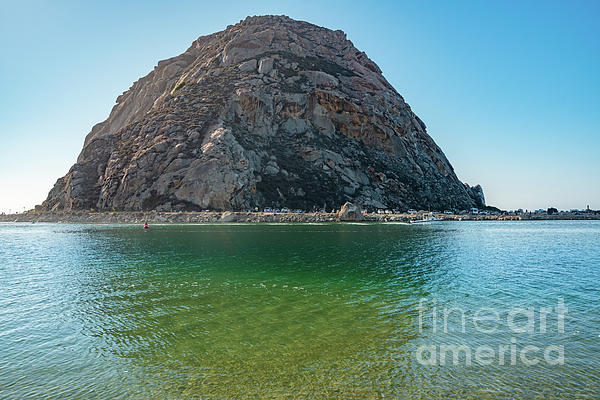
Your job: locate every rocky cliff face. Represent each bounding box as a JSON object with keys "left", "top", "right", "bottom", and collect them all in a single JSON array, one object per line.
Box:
[{"left": 40, "top": 15, "right": 483, "bottom": 212}]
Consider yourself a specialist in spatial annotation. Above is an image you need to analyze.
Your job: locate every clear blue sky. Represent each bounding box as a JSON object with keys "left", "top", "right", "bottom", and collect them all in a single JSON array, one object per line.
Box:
[{"left": 1, "top": 0, "right": 598, "bottom": 212}]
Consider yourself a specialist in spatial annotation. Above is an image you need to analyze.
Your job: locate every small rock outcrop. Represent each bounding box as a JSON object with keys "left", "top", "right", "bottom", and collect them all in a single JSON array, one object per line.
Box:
[
  {"left": 337, "top": 202, "right": 364, "bottom": 221},
  {"left": 40, "top": 15, "right": 484, "bottom": 212},
  {"left": 464, "top": 184, "right": 485, "bottom": 208}
]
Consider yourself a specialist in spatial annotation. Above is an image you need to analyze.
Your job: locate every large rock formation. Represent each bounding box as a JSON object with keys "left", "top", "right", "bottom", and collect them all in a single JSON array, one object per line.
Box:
[{"left": 40, "top": 15, "right": 483, "bottom": 212}]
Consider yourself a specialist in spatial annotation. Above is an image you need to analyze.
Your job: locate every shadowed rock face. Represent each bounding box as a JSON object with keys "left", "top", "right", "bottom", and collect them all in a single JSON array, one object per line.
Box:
[{"left": 40, "top": 15, "right": 483, "bottom": 212}]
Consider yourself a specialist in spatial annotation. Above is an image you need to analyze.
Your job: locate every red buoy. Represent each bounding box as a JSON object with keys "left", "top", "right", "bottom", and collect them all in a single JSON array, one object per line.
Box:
[{"left": 144, "top": 222, "right": 149, "bottom": 229}]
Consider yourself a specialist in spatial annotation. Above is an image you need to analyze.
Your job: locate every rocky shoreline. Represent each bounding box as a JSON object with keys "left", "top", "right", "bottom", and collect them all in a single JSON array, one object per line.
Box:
[{"left": 1, "top": 210, "right": 598, "bottom": 224}]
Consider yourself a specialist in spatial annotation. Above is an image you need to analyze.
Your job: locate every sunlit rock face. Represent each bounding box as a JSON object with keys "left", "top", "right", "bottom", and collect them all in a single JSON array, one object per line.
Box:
[{"left": 41, "top": 15, "right": 483, "bottom": 212}]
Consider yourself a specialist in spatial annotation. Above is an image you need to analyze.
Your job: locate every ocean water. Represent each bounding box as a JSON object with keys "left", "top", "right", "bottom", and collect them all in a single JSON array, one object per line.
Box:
[{"left": 0, "top": 221, "right": 598, "bottom": 399}]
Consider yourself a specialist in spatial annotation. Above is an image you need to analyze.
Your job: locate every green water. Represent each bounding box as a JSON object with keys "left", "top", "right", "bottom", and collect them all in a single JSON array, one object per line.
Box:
[{"left": 1, "top": 221, "right": 599, "bottom": 398}]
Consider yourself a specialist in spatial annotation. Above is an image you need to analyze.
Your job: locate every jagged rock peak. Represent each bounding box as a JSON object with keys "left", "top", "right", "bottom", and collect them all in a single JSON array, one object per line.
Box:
[{"left": 40, "top": 15, "right": 483, "bottom": 212}]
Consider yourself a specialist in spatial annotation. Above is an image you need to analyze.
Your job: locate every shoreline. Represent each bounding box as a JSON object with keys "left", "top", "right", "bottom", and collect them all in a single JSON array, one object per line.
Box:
[{"left": 1, "top": 211, "right": 599, "bottom": 224}]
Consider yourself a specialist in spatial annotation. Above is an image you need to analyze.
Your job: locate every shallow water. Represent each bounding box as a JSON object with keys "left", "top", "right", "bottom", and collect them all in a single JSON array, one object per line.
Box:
[{"left": 0, "top": 221, "right": 598, "bottom": 398}]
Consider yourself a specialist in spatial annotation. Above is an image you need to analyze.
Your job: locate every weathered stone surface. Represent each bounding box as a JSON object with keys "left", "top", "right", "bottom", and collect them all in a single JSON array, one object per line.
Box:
[
  {"left": 337, "top": 202, "right": 364, "bottom": 221},
  {"left": 300, "top": 70, "right": 339, "bottom": 88},
  {"left": 238, "top": 59, "right": 257, "bottom": 72},
  {"left": 258, "top": 57, "right": 274, "bottom": 74},
  {"left": 40, "top": 15, "right": 483, "bottom": 212},
  {"left": 464, "top": 184, "right": 485, "bottom": 207}
]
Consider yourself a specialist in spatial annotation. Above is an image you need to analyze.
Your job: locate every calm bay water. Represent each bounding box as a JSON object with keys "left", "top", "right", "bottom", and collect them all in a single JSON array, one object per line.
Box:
[{"left": 0, "top": 221, "right": 599, "bottom": 399}]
